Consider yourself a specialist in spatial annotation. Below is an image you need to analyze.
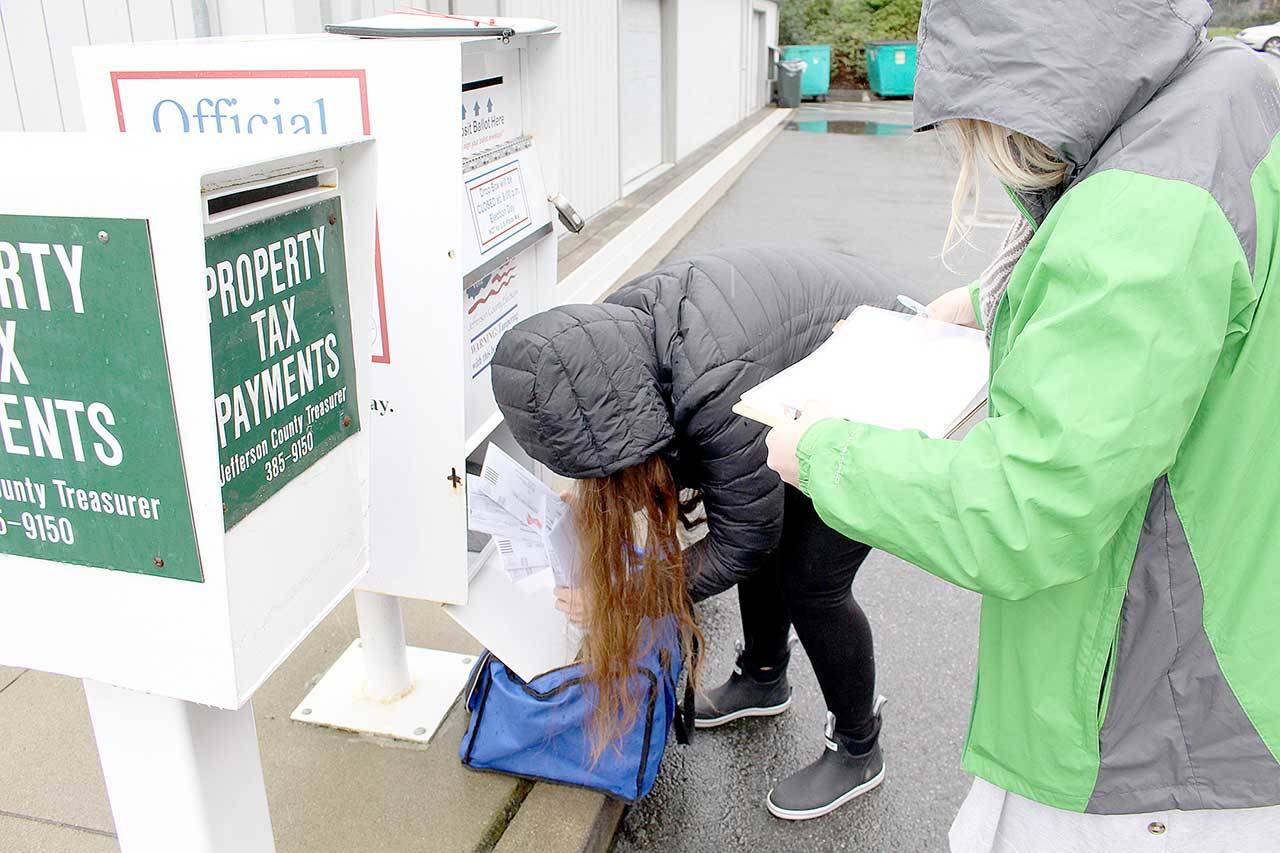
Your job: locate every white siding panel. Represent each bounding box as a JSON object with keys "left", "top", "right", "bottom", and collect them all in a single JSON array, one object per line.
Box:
[
  {"left": 174, "top": 0, "right": 200, "bottom": 37},
  {"left": 270, "top": 0, "right": 341, "bottom": 33},
  {"left": 290, "top": 0, "right": 325, "bottom": 33},
  {"left": 214, "top": 0, "right": 268, "bottom": 35},
  {"left": 129, "top": 0, "right": 180, "bottom": 41},
  {"left": 506, "top": 0, "right": 619, "bottom": 220},
  {"left": 619, "top": 0, "right": 662, "bottom": 184},
  {"left": 85, "top": 0, "right": 135, "bottom": 44},
  {"left": 457, "top": 0, "right": 500, "bottom": 15},
  {"left": 0, "top": 10, "right": 23, "bottom": 130},
  {"left": 2, "top": 1, "right": 64, "bottom": 130},
  {"left": 264, "top": 0, "right": 299, "bottom": 33},
  {"left": 401, "top": 0, "right": 434, "bottom": 11},
  {"left": 675, "top": 0, "right": 742, "bottom": 159},
  {"left": 40, "top": 0, "right": 89, "bottom": 130}
]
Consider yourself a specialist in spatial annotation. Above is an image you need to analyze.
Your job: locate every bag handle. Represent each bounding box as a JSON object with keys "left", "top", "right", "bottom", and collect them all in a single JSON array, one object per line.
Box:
[
  {"left": 669, "top": 632, "right": 699, "bottom": 746},
  {"left": 673, "top": 676, "right": 694, "bottom": 745},
  {"left": 464, "top": 651, "right": 493, "bottom": 711}
]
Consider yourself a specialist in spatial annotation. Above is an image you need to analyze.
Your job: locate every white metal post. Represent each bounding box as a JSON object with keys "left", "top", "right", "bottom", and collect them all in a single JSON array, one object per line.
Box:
[
  {"left": 83, "top": 679, "right": 275, "bottom": 853},
  {"left": 291, "top": 590, "right": 475, "bottom": 742},
  {"left": 353, "top": 590, "right": 413, "bottom": 699}
]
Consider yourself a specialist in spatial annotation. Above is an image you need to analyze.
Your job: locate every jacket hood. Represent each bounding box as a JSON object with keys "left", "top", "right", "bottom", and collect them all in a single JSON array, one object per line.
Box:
[
  {"left": 490, "top": 302, "right": 674, "bottom": 480},
  {"left": 913, "top": 0, "right": 1211, "bottom": 171}
]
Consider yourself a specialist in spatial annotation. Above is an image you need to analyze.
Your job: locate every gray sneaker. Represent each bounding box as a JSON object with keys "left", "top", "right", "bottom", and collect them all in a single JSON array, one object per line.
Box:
[
  {"left": 694, "top": 642, "right": 793, "bottom": 729},
  {"left": 766, "top": 697, "right": 887, "bottom": 821}
]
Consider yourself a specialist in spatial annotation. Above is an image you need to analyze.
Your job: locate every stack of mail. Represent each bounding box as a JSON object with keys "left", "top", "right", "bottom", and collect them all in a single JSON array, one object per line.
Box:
[{"left": 468, "top": 444, "right": 579, "bottom": 588}]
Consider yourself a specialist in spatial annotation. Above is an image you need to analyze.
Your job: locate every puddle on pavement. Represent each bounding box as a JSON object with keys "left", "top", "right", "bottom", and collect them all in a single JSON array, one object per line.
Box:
[{"left": 784, "top": 119, "right": 912, "bottom": 136}]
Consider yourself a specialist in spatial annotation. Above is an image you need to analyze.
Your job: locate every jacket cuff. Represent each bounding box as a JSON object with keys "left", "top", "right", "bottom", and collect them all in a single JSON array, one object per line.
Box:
[
  {"left": 968, "top": 280, "right": 984, "bottom": 331},
  {"left": 796, "top": 418, "right": 853, "bottom": 497}
]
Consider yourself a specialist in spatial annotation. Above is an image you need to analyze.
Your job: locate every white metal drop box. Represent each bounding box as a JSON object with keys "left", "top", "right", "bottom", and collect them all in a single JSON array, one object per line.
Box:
[
  {"left": 76, "top": 13, "right": 571, "bottom": 608},
  {"left": 0, "top": 134, "right": 377, "bottom": 709}
]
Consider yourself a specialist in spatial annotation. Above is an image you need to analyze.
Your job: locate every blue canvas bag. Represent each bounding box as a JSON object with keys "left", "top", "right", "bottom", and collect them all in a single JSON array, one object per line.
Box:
[{"left": 458, "top": 618, "right": 692, "bottom": 802}]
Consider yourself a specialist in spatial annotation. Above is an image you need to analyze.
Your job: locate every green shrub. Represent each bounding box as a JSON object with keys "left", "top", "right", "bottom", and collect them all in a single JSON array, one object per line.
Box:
[{"left": 1209, "top": 1, "right": 1280, "bottom": 29}]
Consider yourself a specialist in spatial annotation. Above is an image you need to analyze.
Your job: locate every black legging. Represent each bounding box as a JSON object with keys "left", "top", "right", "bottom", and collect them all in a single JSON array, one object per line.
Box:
[{"left": 736, "top": 485, "right": 877, "bottom": 744}]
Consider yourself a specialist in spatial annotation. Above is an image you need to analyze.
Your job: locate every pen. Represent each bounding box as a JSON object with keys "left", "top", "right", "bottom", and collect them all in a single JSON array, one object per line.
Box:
[{"left": 897, "top": 294, "right": 932, "bottom": 318}]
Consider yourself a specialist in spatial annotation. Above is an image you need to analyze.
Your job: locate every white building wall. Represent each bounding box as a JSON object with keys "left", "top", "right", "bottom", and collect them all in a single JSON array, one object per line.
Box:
[
  {"left": 500, "top": 0, "right": 620, "bottom": 219},
  {"left": 0, "top": 0, "right": 773, "bottom": 219},
  {"left": 673, "top": 0, "right": 745, "bottom": 160}
]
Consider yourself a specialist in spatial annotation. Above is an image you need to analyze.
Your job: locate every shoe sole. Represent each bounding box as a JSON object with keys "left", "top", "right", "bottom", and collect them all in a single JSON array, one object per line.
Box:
[
  {"left": 693, "top": 695, "right": 793, "bottom": 729},
  {"left": 764, "top": 764, "right": 886, "bottom": 821}
]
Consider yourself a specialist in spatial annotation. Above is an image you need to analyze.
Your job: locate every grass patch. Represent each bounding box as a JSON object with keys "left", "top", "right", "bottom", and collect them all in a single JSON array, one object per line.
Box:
[{"left": 1208, "top": 26, "right": 1240, "bottom": 38}]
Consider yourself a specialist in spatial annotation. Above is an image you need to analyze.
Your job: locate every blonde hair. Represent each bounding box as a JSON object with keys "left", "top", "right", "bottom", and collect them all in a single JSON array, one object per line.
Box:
[{"left": 943, "top": 118, "right": 1068, "bottom": 256}]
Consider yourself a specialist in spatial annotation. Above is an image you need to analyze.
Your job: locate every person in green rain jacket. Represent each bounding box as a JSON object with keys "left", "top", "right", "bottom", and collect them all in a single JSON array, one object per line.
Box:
[{"left": 767, "top": 0, "right": 1280, "bottom": 849}]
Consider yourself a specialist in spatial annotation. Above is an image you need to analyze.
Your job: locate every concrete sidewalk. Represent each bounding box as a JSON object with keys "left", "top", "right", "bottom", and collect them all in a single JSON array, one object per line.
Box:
[{"left": 1, "top": 599, "right": 519, "bottom": 852}]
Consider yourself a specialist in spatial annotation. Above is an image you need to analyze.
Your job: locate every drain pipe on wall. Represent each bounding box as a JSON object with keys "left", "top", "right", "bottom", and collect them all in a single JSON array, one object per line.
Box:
[{"left": 190, "top": 0, "right": 212, "bottom": 37}]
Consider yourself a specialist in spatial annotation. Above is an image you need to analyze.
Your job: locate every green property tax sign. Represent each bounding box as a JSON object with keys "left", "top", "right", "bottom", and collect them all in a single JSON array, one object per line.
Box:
[
  {"left": 205, "top": 197, "right": 360, "bottom": 529},
  {"left": 0, "top": 214, "right": 201, "bottom": 582}
]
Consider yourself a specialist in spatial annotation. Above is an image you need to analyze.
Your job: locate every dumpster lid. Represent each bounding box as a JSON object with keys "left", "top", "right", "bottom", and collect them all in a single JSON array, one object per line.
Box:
[
  {"left": 327, "top": 10, "right": 557, "bottom": 39},
  {"left": 866, "top": 40, "right": 916, "bottom": 47}
]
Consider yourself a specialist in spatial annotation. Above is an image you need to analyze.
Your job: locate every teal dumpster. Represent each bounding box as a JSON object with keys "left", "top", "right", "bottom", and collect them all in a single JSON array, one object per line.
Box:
[
  {"left": 780, "top": 44, "right": 832, "bottom": 101},
  {"left": 866, "top": 40, "right": 917, "bottom": 98}
]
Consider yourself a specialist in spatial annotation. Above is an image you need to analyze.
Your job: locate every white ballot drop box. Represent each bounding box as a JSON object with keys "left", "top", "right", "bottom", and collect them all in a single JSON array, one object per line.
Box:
[
  {"left": 76, "top": 13, "right": 565, "bottom": 607},
  {"left": 75, "top": 12, "right": 579, "bottom": 741},
  {"left": 0, "top": 133, "right": 376, "bottom": 852}
]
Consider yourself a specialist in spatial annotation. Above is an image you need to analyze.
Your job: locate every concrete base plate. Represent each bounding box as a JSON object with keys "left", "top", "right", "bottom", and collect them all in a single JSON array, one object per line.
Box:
[{"left": 291, "top": 640, "right": 475, "bottom": 743}]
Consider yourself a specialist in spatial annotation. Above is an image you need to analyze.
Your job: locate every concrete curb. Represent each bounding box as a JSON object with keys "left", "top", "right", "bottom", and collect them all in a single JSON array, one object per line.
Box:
[{"left": 493, "top": 785, "right": 624, "bottom": 853}]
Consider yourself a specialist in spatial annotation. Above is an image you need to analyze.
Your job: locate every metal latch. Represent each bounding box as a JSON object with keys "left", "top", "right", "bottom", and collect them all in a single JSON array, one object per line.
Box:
[{"left": 549, "top": 194, "right": 585, "bottom": 234}]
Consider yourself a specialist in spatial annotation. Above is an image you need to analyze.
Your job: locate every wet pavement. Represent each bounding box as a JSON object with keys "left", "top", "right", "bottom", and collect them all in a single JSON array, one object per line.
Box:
[
  {"left": 785, "top": 118, "right": 913, "bottom": 136},
  {"left": 616, "top": 100, "right": 1007, "bottom": 853}
]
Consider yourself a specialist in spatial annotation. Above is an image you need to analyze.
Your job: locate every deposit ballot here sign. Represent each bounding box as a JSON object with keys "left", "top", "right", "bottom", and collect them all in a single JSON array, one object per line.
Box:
[
  {"left": 0, "top": 214, "right": 201, "bottom": 581},
  {"left": 204, "top": 197, "right": 361, "bottom": 529}
]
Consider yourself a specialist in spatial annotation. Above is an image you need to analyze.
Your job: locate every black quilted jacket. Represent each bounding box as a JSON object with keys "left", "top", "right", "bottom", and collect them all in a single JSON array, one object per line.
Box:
[{"left": 491, "top": 247, "right": 906, "bottom": 600}]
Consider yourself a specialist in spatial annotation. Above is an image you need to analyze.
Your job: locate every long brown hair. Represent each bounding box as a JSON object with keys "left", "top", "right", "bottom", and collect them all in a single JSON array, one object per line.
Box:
[{"left": 573, "top": 455, "right": 703, "bottom": 760}]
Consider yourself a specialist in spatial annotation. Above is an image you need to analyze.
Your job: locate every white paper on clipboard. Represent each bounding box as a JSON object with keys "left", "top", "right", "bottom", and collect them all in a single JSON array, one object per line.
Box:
[{"left": 734, "top": 306, "right": 989, "bottom": 438}]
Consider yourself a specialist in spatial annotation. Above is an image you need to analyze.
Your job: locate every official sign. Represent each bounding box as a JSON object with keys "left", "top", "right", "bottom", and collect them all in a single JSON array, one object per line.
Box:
[
  {"left": 0, "top": 215, "right": 201, "bottom": 581},
  {"left": 109, "top": 68, "right": 392, "bottom": 366},
  {"left": 204, "top": 198, "right": 361, "bottom": 529}
]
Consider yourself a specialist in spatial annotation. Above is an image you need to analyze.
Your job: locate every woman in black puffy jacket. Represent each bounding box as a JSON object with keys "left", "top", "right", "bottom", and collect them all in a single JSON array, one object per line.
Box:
[{"left": 491, "top": 247, "right": 903, "bottom": 820}]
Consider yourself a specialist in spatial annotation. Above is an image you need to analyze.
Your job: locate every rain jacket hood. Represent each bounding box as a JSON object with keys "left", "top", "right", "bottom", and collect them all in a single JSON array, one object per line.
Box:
[
  {"left": 489, "top": 301, "right": 672, "bottom": 481},
  {"left": 913, "top": 0, "right": 1210, "bottom": 171}
]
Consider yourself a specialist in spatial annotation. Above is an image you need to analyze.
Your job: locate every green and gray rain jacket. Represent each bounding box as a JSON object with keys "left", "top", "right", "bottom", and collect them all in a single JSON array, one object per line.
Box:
[{"left": 796, "top": 0, "right": 1280, "bottom": 814}]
